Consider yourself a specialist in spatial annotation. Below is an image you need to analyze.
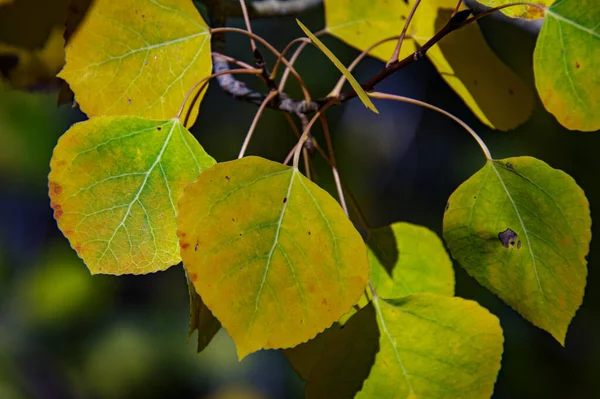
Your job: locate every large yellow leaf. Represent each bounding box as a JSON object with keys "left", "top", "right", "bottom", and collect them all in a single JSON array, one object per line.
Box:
[
  {"left": 178, "top": 157, "right": 370, "bottom": 359},
  {"left": 325, "top": 0, "right": 534, "bottom": 130},
  {"left": 49, "top": 116, "right": 215, "bottom": 275},
  {"left": 59, "top": 0, "right": 211, "bottom": 125}
]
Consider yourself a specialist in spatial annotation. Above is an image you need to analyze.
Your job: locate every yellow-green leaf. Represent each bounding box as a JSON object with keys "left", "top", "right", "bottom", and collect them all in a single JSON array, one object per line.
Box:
[
  {"left": 368, "top": 222, "right": 454, "bottom": 298},
  {"left": 325, "top": 0, "right": 534, "bottom": 130},
  {"left": 305, "top": 294, "right": 503, "bottom": 399},
  {"left": 187, "top": 271, "right": 221, "bottom": 353},
  {"left": 59, "top": 0, "right": 212, "bottom": 125},
  {"left": 443, "top": 157, "right": 591, "bottom": 343},
  {"left": 296, "top": 19, "right": 378, "bottom": 114},
  {"left": 49, "top": 116, "right": 215, "bottom": 275},
  {"left": 474, "top": 1, "right": 552, "bottom": 20},
  {"left": 534, "top": 0, "right": 600, "bottom": 131},
  {"left": 177, "top": 156, "right": 370, "bottom": 359}
]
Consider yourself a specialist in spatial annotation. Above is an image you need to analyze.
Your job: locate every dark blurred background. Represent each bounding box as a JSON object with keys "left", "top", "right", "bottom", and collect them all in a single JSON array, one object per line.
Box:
[{"left": 1, "top": 1, "right": 599, "bottom": 398}]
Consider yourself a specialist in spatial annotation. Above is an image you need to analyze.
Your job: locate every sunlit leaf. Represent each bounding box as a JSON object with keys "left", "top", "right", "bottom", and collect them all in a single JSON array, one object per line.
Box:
[
  {"left": 49, "top": 116, "right": 215, "bottom": 275},
  {"left": 443, "top": 157, "right": 590, "bottom": 343},
  {"left": 305, "top": 294, "right": 503, "bottom": 399},
  {"left": 368, "top": 222, "right": 454, "bottom": 298},
  {"left": 534, "top": 0, "right": 600, "bottom": 131},
  {"left": 187, "top": 271, "right": 221, "bottom": 353},
  {"left": 474, "top": 0, "right": 552, "bottom": 20},
  {"left": 59, "top": 0, "right": 212, "bottom": 125},
  {"left": 296, "top": 19, "right": 378, "bottom": 114},
  {"left": 178, "top": 156, "right": 370, "bottom": 359},
  {"left": 324, "top": 0, "right": 534, "bottom": 130}
]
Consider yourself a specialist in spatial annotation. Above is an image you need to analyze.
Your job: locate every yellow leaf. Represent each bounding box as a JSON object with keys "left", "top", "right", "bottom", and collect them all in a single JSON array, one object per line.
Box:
[
  {"left": 178, "top": 157, "right": 370, "bottom": 359},
  {"left": 325, "top": 0, "right": 534, "bottom": 130},
  {"left": 296, "top": 19, "right": 378, "bottom": 114},
  {"left": 475, "top": 1, "right": 552, "bottom": 20},
  {"left": 49, "top": 116, "right": 215, "bottom": 275},
  {"left": 59, "top": 0, "right": 212, "bottom": 125}
]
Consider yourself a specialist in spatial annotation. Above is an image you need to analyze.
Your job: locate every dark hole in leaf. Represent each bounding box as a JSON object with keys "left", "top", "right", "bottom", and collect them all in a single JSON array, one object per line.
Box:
[
  {"left": 517, "top": 240, "right": 522, "bottom": 249},
  {"left": 156, "top": 126, "right": 161, "bottom": 131},
  {"left": 506, "top": 162, "right": 515, "bottom": 172},
  {"left": 283, "top": 197, "right": 287, "bottom": 203},
  {"left": 498, "top": 228, "right": 518, "bottom": 248}
]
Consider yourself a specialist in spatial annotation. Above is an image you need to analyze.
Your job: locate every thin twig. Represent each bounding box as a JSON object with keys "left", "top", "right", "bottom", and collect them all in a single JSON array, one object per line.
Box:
[
  {"left": 452, "top": 0, "right": 463, "bottom": 16},
  {"left": 238, "top": 0, "right": 257, "bottom": 52},
  {"left": 369, "top": 91, "right": 492, "bottom": 160},
  {"left": 278, "top": 29, "right": 326, "bottom": 93},
  {"left": 238, "top": 90, "right": 279, "bottom": 158},
  {"left": 318, "top": 114, "right": 349, "bottom": 216},
  {"left": 270, "top": 37, "right": 311, "bottom": 80},
  {"left": 176, "top": 68, "right": 262, "bottom": 119},
  {"left": 387, "top": 0, "right": 422, "bottom": 66}
]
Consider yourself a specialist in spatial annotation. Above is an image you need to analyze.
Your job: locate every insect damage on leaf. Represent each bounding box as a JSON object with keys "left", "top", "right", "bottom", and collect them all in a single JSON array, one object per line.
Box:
[{"left": 498, "top": 228, "right": 520, "bottom": 248}]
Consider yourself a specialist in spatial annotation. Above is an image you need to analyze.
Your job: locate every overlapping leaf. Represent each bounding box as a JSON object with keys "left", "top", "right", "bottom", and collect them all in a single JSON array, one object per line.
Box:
[
  {"left": 304, "top": 294, "right": 503, "bottom": 399},
  {"left": 368, "top": 222, "right": 454, "bottom": 298},
  {"left": 187, "top": 272, "right": 221, "bottom": 353},
  {"left": 177, "top": 157, "right": 369, "bottom": 359},
  {"left": 474, "top": 0, "right": 553, "bottom": 19},
  {"left": 324, "top": 0, "right": 534, "bottom": 130},
  {"left": 59, "top": 0, "right": 212, "bottom": 125},
  {"left": 49, "top": 116, "right": 215, "bottom": 275},
  {"left": 534, "top": 0, "right": 600, "bottom": 131},
  {"left": 443, "top": 157, "right": 590, "bottom": 343}
]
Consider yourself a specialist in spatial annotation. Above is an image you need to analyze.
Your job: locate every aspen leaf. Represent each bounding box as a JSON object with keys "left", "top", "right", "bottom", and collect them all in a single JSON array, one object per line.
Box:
[
  {"left": 443, "top": 157, "right": 591, "bottom": 343},
  {"left": 177, "top": 157, "right": 369, "bottom": 359},
  {"left": 58, "top": 0, "right": 212, "bottom": 125},
  {"left": 187, "top": 272, "right": 221, "bottom": 353},
  {"left": 283, "top": 324, "right": 340, "bottom": 381},
  {"left": 474, "top": 0, "right": 553, "bottom": 20},
  {"left": 324, "top": 0, "right": 534, "bottom": 130},
  {"left": 305, "top": 294, "right": 503, "bottom": 399},
  {"left": 534, "top": 0, "right": 600, "bottom": 131},
  {"left": 49, "top": 116, "right": 215, "bottom": 275},
  {"left": 296, "top": 19, "right": 378, "bottom": 114},
  {"left": 368, "top": 222, "right": 454, "bottom": 298}
]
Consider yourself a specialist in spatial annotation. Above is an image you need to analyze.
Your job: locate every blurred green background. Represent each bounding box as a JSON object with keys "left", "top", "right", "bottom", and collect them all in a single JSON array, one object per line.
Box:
[{"left": 1, "top": 2, "right": 599, "bottom": 398}]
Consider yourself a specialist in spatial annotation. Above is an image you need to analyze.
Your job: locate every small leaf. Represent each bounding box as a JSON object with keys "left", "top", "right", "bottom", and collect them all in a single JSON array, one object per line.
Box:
[
  {"left": 49, "top": 116, "right": 215, "bottom": 275},
  {"left": 296, "top": 19, "right": 378, "bottom": 114},
  {"left": 59, "top": 0, "right": 212, "bottom": 125},
  {"left": 187, "top": 271, "right": 221, "bottom": 353},
  {"left": 368, "top": 222, "right": 454, "bottom": 298},
  {"left": 534, "top": 0, "right": 600, "bottom": 131},
  {"left": 443, "top": 157, "right": 591, "bottom": 343},
  {"left": 305, "top": 294, "right": 503, "bottom": 399},
  {"left": 177, "top": 156, "right": 370, "bottom": 359},
  {"left": 324, "top": 0, "right": 534, "bottom": 130},
  {"left": 474, "top": 1, "right": 552, "bottom": 20}
]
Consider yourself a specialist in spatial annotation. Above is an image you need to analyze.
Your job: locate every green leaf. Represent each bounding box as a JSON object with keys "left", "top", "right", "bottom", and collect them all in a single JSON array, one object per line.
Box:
[
  {"left": 368, "top": 222, "right": 454, "bottom": 298},
  {"left": 177, "top": 156, "right": 370, "bottom": 359},
  {"left": 443, "top": 157, "right": 591, "bottom": 343},
  {"left": 296, "top": 19, "right": 378, "bottom": 114},
  {"left": 534, "top": 0, "right": 600, "bottom": 131},
  {"left": 474, "top": 1, "right": 552, "bottom": 20},
  {"left": 305, "top": 294, "right": 503, "bottom": 399},
  {"left": 58, "top": 0, "right": 212, "bottom": 125},
  {"left": 48, "top": 116, "right": 215, "bottom": 275},
  {"left": 187, "top": 271, "right": 221, "bottom": 353},
  {"left": 324, "top": 0, "right": 534, "bottom": 130}
]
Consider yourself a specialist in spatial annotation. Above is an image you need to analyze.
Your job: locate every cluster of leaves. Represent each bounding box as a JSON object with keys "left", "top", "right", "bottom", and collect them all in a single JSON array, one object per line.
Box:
[{"left": 3, "top": 0, "right": 591, "bottom": 397}]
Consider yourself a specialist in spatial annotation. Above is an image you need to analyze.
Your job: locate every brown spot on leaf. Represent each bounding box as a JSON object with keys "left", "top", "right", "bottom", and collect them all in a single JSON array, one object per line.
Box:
[
  {"left": 575, "top": 61, "right": 580, "bottom": 69},
  {"left": 308, "top": 231, "right": 311, "bottom": 235},
  {"left": 75, "top": 243, "right": 82, "bottom": 253},
  {"left": 509, "top": 89, "right": 514, "bottom": 95},
  {"left": 156, "top": 126, "right": 161, "bottom": 131},
  {"left": 52, "top": 203, "right": 63, "bottom": 218},
  {"left": 195, "top": 241, "right": 199, "bottom": 251},
  {"left": 181, "top": 242, "right": 189, "bottom": 249},
  {"left": 225, "top": 176, "right": 230, "bottom": 181},
  {"left": 498, "top": 228, "right": 518, "bottom": 248},
  {"left": 506, "top": 162, "right": 515, "bottom": 172},
  {"left": 49, "top": 182, "right": 63, "bottom": 195},
  {"left": 322, "top": 298, "right": 328, "bottom": 305},
  {"left": 517, "top": 240, "right": 522, "bottom": 249},
  {"left": 283, "top": 197, "right": 287, "bottom": 203},
  {"left": 191, "top": 273, "right": 198, "bottom": 281}
]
